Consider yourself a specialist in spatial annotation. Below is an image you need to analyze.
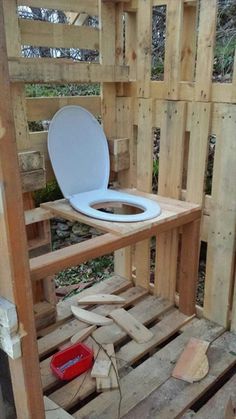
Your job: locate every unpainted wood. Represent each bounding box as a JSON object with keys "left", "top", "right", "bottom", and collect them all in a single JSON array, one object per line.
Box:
[
  {"left": 71, "top": 325, "right": 97, "bottom": 344},
  {"left": 172, "top": 337, "right": 209, "bottom": 383},
  {"left": 109, "top": 308, "right": 153, "bottom": 343},
  {"left": 204, "top": 103, "right": 236, "bottom": 327},
  {"left": 71, "top": 306, "right": 113, "bottom": 326},
  {"left": 78, "top": 294, "right": 125, "bottom": 305}
]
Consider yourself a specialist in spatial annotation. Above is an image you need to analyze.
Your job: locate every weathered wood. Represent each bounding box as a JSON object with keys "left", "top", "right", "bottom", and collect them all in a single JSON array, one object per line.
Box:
[
  {"left": 71, "top": 325, "right": 97, "bottom": 344},
  {"left": 78, "top": 294, "right": 125, "bottom": 305},
  {"left": 9, "top": 58, "right": 129, "bottom": 83},
  {"left": 71, "top": 306, "right": 113, "bottom": 326},
  {"left": 17, "top": 0, "right": 99, "bottom": 15},
  {"left": 0, "top": 1, "right": 45, "bottom": 415},
  {"left": 109, "top": 308, "right": 153, "bottom": 343},
  {"left": 44, "top": 397, "right": 74, "bottom": 419},
  {"left": 172, "top": 338, "right": 209, "bottom": 383},
  {"left": 96, "top": 344, "right": 118, "bottom": 391},
  {"left": 204, "top": 104, "right": 236, "bottom": 327},
  {"left": 20, "top": 19, "right": 99, "bottom": 51},
  {"left": 194, "top": 0, "right": 217, "bottom": 101}
]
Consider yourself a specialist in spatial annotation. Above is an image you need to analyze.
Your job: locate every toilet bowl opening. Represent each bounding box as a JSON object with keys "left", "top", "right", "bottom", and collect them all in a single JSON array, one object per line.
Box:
[{"left": 90, "top": 201, "right": 145, "bottom": 215}]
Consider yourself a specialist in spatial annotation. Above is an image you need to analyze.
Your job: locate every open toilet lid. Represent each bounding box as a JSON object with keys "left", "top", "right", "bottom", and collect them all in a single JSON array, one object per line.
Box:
[{"left": 48, "top": 106, "right": 110, "bottom": 199}]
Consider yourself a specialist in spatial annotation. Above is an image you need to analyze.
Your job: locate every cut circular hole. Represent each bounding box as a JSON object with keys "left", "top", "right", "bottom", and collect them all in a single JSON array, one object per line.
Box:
[{"left": 91, "top": 201, "right": 144, "bottom": 215}]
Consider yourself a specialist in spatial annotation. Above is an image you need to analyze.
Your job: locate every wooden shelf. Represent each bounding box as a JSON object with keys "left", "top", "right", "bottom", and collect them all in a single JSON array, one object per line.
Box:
[{"left": 41, "top": 189, "right": 201, "bottom": 237}]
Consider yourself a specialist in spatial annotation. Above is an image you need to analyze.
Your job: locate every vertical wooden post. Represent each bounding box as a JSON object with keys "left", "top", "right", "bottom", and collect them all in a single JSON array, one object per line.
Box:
[
  {"left": 155, "top": 101, "right": 186, "bottom": 301},
  {"left": 164, "top": 0, "right": 184, "bottom": 99},
  {"left": 180, "top": 2, "right": 198, "bottom": 81},
  {"left": 204, "top": 103, "right": 236, "bottom": 327},
  {"left": 179, "top": 219, "right": 201, "bottom": 315},
  {"left": 0, "top": 2, "right": 45, "bottom": 417},
  {"left": 195, "top": 0, "right": 217, "bottom": 101}
]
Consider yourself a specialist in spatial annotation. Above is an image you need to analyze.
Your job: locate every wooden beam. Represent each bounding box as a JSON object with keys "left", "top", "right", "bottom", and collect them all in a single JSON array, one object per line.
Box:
[
  {"left": 0, "top": 1, "right": 45, "bottom": 416},
  {"left": 17, "top": 0, "right": 99, "bottom": 16},
  {"left": 9, "top": 58, "right": 130, "bottom": 83},
  {"left": 19, "top": 19, "right": 99, "bottom": 51}
]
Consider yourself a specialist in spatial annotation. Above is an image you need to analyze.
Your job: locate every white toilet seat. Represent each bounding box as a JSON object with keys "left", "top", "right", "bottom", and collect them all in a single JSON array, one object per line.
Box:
[
  {"left": 48, "top": 106, "right": 161, "bottom": 223},
  {"left": 69, "top": 189, "right": 161, "bottom": 222}
]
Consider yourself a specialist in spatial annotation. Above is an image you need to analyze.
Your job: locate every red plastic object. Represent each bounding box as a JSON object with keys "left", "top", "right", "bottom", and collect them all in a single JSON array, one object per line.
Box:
[{"left": 50, "top": 342, "right": 93, "bottom": 381}]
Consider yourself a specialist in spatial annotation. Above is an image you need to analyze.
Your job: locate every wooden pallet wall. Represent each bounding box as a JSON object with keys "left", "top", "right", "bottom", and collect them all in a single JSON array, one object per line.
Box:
[{"left": 3, "top": 0, "right": 236, "bottom": 330}]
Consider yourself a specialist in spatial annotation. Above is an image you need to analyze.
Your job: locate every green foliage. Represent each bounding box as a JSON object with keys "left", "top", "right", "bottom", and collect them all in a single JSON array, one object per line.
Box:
[
  {"left": 25, "top": 83, "right": 100, "bottom": 98},
  {"left": 33, "top": 180, "right": 63, "bottom": 206}
]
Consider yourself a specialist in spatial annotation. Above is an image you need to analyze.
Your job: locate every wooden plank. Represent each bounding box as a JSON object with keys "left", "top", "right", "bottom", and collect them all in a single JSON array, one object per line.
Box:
[
  {"left": 71, "top": 325, "right": 96, "bottom": 344},
  {"left": 130, "top": 332, "right": 236, "bottom": 419},
  {"left": 181, "top": 2, "right": 197, "bottom": 81},
  {"left": 194, "top": 0, "right": 217, "bottom": 101},
  {"left": 30, "top": 205, "right": 201, "bottom": 281},
  {"left": 164, "top": 0, "right": 183, "bottom": 99},
  {"left": 71, "top": 306, "right": 113, "bottom": 326},
  {"left": 109, "top": 308, "right": 153, "bottom": 343},
  {"left": 20, "top": 19, "right": 99, "bottom": 51},
  {"left": 231, "top": 269, "right": 236, "bottom": 332},
  {"left": 186, "top": 102, "right": 212, "bottom": 204},
  {"left": 179, "top": 219, "right": 201, "bottom": 315},
  {"left": 44, "top": 397, "right": 73, "bottom": 419},
  {"left": 17, "top": 0, "right": 99, "bottom": 15},
  {"left": 49, "top": 308, "right": 191, "bottom": 410},
  {"left": 158, "top": 101, "right": 187, "bottom": 198},
  {"left": 172, "top": 337, "right": 209, "bottom": 383},
  {"left": 78, "top": 294, "right": 125, "bottom": 305},
  {"left": 38, "top": 284, "right": 141, "bottom": 357},
  {"left": 24, "top": 207, "right": 52, "bottom": 226},
  {"left": 18, "top": 150, "right": 44, "bottom": 172},
  {"left": 155, "top": 101, "right": 186, "bottom": 301},
  {"left": 26, "top": 96, "right": 101, "bottom": 122},
  {"left": 204, "top": 104, "right": 236, "bottom": 327},
  {"left": 194, "top": 374, "right": 236, "bottom": 419},
  {"left": 9, "top": 58, "right": 129, "bottom": 83},
  {"left": 135, "top": 98, "right": 153, "bottom": 289},
  {"left": 136, "top": 0, "right": 152, "bottom": 97},
  {"left": 73, "top": 318, "right": 224, "bottom": 418},
  {"left": 41, "top": 294, "right": 172, "bottom": 391},
  {"left": 91, "top": 359, "right": 111, "bottom": 378},
  {"left": 96, "top": 344, "right": 118, "bottom": 391},
  {"left": 0, "top": 1, "right": 45, "bottom": 416},
  {"left": 21, "top": 169, "right": 46, "bottom": 193}
]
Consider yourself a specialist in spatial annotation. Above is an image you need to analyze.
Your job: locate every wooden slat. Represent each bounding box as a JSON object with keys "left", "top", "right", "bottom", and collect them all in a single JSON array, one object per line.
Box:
[
  {"left": 126, "top": 332, "right": 236, "bottom": 419},
  {"left": 179, "top": 219, "right": 201, "bottom": 315},
  {"left": 155, "top": 101, "right": 186, "bottom": 301},
  {"left": 181, "top": 2, "right": 197, "bottom": 81},
  {"left": 164, "top": 0, "right": 183, "bottom": 99},
  {"left": 20, "top": 19, "right": 99, "bottom": 51},
  {"left": 135, "top": 98, "right": 153, "bottom": 289},
  {"left": 194, "top": 0, "right": 217, "bottom": 101},
  {"left": 136, "top": 0, "right": 152, "bottom": 98},
  {"left": 44, "top": 396, "right": 73, "bottom": 419},
  {"left": 17, "top": 0, "right": 99, "bottom": 15},
  {"left": 40, "top": 294, "right": 171, "bottom": 391},
  {"left": 186, "top": 102, "right": 212, "bottom": 204},
  {"left": 9, "top": 58, "right": 129, "bottom": 83},
  {"left": 194, "top": 374, "right": 236, "bottom": 419},
  {"left": 73, "top": 318, "right": 224, "bottom": 418},
  {"left": 49, "top": 307, "right": 191, "bottom": 410},
  {"left": 109, "top": 308, "right": 154, "bottom": 343},
  {"left": 21, "top": 169, "right": 46, "bottom": 193},
  {"left": 0, "top": 1, "right": 44, "bottom": 416},
  {"left": 38, "top": 284, "right": 142, "bottom": 357},
  {"left": 24, "top": 208, "right": 52, "bottom": 226},
  {"left": 204, "top": 103, "right": 236, "bottom": 327},
  {"left": 26, "top": 96, "right": 101, "bottom": 122},
  {"left": 231, "top": 269, "right": 236, "bottom": 332}
]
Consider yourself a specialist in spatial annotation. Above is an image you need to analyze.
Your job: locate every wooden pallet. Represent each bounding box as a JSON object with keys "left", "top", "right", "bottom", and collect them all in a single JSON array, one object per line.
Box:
[{"left": 41, "top": 276, "right": 236, "bottom": 419}]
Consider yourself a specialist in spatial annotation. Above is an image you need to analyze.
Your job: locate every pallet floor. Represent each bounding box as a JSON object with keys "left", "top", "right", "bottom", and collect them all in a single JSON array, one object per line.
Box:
[{"left": 41, "top": 276, "right": 236, "bottom": 419}]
